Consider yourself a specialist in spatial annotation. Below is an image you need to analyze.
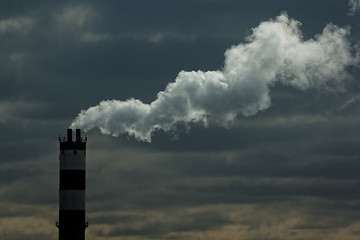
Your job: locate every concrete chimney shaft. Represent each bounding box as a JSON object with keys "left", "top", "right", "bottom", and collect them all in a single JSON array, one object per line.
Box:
[{"left": 57, "top": 129, "right": 88, "bottom": 240}]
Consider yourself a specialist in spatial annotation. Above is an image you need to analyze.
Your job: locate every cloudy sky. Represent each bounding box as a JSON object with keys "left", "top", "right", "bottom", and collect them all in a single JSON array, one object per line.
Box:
[{"left": 1, "top": 0, "right": 360, "bottom": 239}]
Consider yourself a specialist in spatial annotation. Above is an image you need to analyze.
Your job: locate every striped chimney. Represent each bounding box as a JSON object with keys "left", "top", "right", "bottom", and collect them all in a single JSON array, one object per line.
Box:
[{"left": 57, "top": 129, "right": 88, "bottom": 240}]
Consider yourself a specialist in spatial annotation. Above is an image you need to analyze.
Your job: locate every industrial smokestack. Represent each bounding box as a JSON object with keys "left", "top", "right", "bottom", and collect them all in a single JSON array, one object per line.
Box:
[
  {"left": 57, "top": 129, "right": 88, "bottom": 240},
  {"left": 76, "top": 129, "right": 81, "bottom": 142},
  {"left": 67, "top": 129, "right": 72, "bottom": 142}
]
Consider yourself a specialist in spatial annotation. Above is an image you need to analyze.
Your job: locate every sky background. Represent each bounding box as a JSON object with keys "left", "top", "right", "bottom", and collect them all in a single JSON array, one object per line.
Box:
[{"left": 1, "top": 0, "right": 360, "bottom": 240}]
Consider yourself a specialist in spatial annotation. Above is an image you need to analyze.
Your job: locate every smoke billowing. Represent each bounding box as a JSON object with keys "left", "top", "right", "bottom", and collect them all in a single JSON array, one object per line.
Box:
[
  {"left": 70, "top": 13, "right": 358, "bottom": 142},
  {"left": 349, "top": 0, "right": 360, "bottom": 15}
]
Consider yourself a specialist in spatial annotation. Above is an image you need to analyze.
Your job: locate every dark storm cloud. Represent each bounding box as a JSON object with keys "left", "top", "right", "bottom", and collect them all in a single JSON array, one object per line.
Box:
[
  {"left": 96, "top": 211, "right": 233, "bottom": 238},
  {"left": 83, "top": 143, "right": 360, "bottom": 212},
  {"left": 0, "top": 1, "right": 360, "bottom": 240},
  {"left": 167, "top": 151, "right": 360, "bottom": 181},
  {"left": 0, "top": 0, "right": 356, "bottom": 115},
  {"left": 0, "top": 233, "right": 52, "bottom": 240}
]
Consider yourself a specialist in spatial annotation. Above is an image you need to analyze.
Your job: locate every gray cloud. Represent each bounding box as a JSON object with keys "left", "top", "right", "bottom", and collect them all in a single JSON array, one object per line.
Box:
[
  {"left": 71, "top": 13, "right": 358, "bottom": 142},
  {"left": 349, "top": 0, "right": 360, "bottom": 15},
  {"left": 0, "top": 1, "right": 360, "bottom": 240},
  {"left": 0, "top": 15, "right": 34, "bottom": 34},
  {"left": 104, "top": 211, "right": 233, "bottom": 237}
]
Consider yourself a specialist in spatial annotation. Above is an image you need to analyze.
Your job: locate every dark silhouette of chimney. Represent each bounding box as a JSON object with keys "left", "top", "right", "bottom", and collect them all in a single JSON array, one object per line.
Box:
[{"left": 57, "top": 129, "right": 88, "bottom": 240}]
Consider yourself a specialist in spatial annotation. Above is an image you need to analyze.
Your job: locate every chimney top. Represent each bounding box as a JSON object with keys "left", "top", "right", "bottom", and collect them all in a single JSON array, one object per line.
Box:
[
  {"left": 76, "top": 129, "right": 81, "bottom": 142},
  {"left": 67, "top": 129, "right": 72, "bottom": 142},
  {"left": 60, "top": 129, "right": 86, "bottom": 150}
]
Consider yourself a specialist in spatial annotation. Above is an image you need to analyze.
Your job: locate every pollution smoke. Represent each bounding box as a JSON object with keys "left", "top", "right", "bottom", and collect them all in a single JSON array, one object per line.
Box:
[
  {"left": 349, "top": 0, "right": 360, "bottom": 15},
  {"left": 70, "top": 13, "right": 358, "bottom": 142}
]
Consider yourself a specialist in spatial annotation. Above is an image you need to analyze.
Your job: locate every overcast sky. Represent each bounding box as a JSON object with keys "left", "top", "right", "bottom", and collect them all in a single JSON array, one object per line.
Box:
[{"left": 1, "top": 1, "right": 360, "bottom": 240}]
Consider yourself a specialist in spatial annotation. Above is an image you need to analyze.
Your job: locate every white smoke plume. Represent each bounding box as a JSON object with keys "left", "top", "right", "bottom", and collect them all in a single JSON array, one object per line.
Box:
[
  {"left": 348, "top": 0, "right": 360, "bottom": 15},
  {"left": 71, "top": 13, "right": 358, "bottom": 142}
]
